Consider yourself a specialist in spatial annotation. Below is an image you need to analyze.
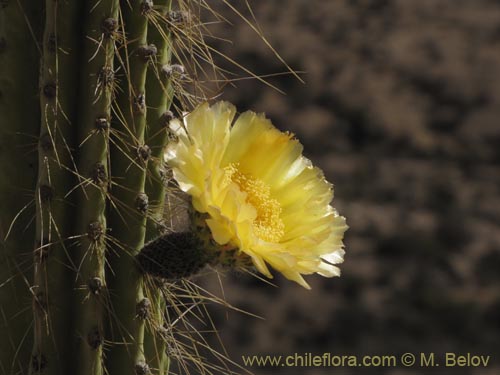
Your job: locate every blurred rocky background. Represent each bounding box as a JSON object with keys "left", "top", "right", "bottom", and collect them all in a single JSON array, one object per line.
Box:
[{"left": 176, "top": 1, "right": 500, "bottom": 374}]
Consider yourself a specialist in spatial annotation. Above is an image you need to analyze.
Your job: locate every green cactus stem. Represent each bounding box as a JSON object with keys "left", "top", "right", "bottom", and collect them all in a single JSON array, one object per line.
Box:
[
  {"left": 106, "top": 1, "right": 154, "bottom": 374},
  {"left": 0, "top": 2, "right": 42, "bottom": 373},
  {"left": 31, "top": 1, "right": 82, "bottom": 374},
  {"left": 143, "top": 3, "right": 175, "bottom": 374},
  {"left": 73, "top": 2, "right": 119, "bottom": 375}
]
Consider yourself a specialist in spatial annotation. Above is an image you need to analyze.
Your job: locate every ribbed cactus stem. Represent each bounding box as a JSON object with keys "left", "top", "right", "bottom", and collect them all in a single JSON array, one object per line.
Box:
[
  {"left": 145, "top": 1, "right": 174, "bottom": 240},
  {"left": 73, "top": 2, "right": 119, "bottom": 375},
  {"left": 0, "top": 2, "right": 42, "bottom": 372},
  {"left": 32, "top": 1, "right": 81, "bottom": 374},
  {"left": 107, "top": 1, "right": 153, "bottom": 374},
  {"left": 144, "top": 3, "right": 174, "bottom": 373}
]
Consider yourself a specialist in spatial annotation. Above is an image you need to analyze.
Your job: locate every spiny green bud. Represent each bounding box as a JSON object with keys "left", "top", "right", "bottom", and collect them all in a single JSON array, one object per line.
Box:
[
  {"left": 137, "top": 231, "right": 211, "bottom": 279},
  {"left": 137, "top": 210, "right": 254, "bottom": 280}
]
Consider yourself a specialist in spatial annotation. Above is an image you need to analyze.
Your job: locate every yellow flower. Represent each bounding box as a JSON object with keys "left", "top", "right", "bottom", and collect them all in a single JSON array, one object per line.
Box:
[{"left": 164, "top": 102, "right": 347, "bottom": 288}]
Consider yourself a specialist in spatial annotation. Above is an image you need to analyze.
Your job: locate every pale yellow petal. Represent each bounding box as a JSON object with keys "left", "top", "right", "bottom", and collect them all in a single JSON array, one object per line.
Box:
[
  {"left": 245, "top": 249, "right": 272, "bottom": 278},
  {"left": 223, "top": 112, "right": 305, "bottom": 187},
  {"left": 321, "top": 249, "right": 345, "bottom": 265},
  {"left": 316, "top": 262, "right": 341, "bottom": 277}
]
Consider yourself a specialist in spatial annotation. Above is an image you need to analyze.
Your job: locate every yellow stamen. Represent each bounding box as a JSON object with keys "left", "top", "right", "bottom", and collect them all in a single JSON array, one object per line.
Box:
[{"left": 224, "top": 164, "right": 284, "bottom": 242}]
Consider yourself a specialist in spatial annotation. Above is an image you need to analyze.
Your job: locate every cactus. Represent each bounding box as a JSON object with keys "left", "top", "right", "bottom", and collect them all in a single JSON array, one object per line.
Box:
[{"left": 0, "top": 1, "right": 211, "bottom": 374}]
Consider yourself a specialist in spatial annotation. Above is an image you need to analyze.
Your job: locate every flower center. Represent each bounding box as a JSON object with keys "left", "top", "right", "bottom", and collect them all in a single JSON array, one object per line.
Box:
[{"left": 224, "top": 164, "right": 285, "bottom": 242}]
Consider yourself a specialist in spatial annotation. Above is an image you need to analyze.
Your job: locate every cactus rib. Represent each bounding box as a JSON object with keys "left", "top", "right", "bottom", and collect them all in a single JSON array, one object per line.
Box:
[
  {"left": 144, "top": 2, "right": 174, "bottom": 241},
  {"left": 143, "top": 4, "right": 174, "bottom": 373},
  {"left": 73, "top": 1, "right": 120, "bottom": 375},
  {"left": 32, "top": 1, "right": 82, "bottom": 374},
  {"left": 106, "top": 1, "right": 153, "bottom": 374}
]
